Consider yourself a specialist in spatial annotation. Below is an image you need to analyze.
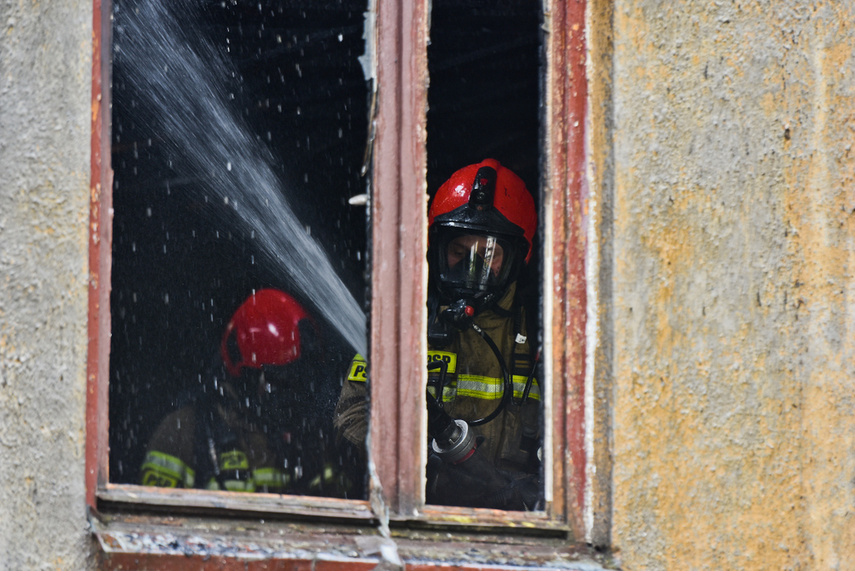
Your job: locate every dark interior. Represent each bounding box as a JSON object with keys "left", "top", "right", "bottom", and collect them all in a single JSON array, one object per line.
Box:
[{"left": 109, "top": 0, "right": 540, "bottom": 488}]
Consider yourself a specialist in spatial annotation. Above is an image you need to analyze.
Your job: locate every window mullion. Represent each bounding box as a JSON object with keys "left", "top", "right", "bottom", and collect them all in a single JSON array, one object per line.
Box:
[{"left": 369, "top": 0, "right": 429, "bottom": 518}]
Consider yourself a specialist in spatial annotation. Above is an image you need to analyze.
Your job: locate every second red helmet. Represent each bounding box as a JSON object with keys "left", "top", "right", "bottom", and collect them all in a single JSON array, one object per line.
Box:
[{"left": 220, "top": 289, "right": 314, "bottom": 378}]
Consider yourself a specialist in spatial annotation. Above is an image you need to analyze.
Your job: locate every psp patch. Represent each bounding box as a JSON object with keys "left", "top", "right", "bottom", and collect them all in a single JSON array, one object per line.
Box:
[
  {"left": 427, "top": 350, "right": 457, "bottom": 374},
  {"left": 347, "top": 355, "right": 368, "bottom": 382}
]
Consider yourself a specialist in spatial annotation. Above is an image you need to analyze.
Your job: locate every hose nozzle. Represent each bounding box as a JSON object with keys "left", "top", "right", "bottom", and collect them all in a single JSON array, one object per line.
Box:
[{"left": 427, "top": 392, "right": 476, "bottom": 464}]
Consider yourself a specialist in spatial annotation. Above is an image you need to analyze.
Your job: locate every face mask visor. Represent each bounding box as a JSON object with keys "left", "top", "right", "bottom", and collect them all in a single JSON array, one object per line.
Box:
[{"left": 433, "top": 230, "right": 520, "bottom": 306}]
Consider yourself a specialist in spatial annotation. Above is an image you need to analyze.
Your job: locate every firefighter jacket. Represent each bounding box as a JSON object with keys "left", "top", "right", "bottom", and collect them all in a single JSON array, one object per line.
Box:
[
  {"left": 140, "top": 389, "right": 341, "bottom": 495},
  {"left": 333, "top": 283, "right": 541, "bottom": 490}
]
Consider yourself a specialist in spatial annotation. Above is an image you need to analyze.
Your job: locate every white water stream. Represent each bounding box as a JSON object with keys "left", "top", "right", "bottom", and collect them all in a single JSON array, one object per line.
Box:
[{"left": 113, "top": 0, "right": 367, "bottom": 355}]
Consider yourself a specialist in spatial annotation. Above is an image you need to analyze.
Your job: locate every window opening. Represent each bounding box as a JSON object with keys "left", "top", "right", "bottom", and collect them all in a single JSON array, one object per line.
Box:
[
  {"left": 108, "top": 0, "right": 370, "bottom": 501},
  {"left": 423, "top": 0, "right": 543, "bottom": 510},
  {"left": 95, "top": 0, "right": 586, "bottom": 544},
  {"left": 332, "top": 0, "right": 544, "bottom": 512}
]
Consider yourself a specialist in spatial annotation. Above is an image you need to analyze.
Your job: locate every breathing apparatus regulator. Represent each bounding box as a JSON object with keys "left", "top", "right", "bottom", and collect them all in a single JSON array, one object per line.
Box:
[{"left": 425, "top": 159, "right": 538, "bottom": 462}]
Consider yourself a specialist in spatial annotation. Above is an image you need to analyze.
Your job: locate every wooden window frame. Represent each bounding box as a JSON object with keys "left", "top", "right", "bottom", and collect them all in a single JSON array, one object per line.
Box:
[{"left": 86, "top": 0, "right": 591, "bottom": 564}]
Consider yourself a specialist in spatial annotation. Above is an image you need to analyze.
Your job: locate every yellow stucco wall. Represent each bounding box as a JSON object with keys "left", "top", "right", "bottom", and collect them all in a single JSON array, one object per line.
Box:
[
  {"left": 3, "top": 0, "right": 853, "bottom": 567},
  {"left": 593, "top": 1, "right": 855, "bottom": 568}
]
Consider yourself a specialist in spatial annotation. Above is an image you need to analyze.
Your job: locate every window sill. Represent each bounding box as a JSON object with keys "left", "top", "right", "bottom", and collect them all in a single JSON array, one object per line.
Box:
[
  {"left": 97, "top": 484, "right": 375, "bottom": 522},
  {"left": 90, "top": 506, "right": 612, "bottom": 570}
]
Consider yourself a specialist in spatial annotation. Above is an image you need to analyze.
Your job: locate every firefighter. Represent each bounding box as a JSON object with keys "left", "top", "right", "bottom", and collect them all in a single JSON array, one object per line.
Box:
[
  {"left": 140, "top": 288, "right": 352, "bottom": 496},
  {"left": 335, "top": 159, "right": 542, "bottom": 510}
]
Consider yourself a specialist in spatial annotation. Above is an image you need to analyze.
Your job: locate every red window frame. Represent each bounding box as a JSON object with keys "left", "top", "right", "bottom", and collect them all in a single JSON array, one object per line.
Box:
[{"left": 86, "top": 0, "right": 591, "bottom": 564}]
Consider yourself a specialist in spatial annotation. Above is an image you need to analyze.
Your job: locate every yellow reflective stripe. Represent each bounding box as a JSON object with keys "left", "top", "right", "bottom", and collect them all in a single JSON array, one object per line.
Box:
[
  {"left": 512, "top": 375, "right": 541, "bottom": 400},
  {"left": 427, "top": 350, "right": 457, "bottom": 374},
  {"left": 308, "top": 464, "right": 336, "bottom": 491},
  {"left": 223, "top": 479, "right": 255, "bottom": 492},
  {"left": 141, "top": 450, "right": 195, "bottom": 488},
  {"left": 219, "top": 449, "right": 249, "bottom": 470},
  {"left": 456, "top": 374, "right": 541, "bottom": 401},
  {"left": 253, "top": 467, "right": 291, "bottom": 489},
  {"left": 347, "top": 354, "right": 368, "bottom": 382},
  {"left": 427, "top": 384, "right": 458, "bottom": 401},
  {"left": 206, "top": 476, "right": 256, "bottom": 492}
]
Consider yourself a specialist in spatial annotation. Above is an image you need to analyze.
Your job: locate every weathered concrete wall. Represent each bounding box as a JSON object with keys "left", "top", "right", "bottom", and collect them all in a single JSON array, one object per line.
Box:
[
  {"left": 598, "top": 1, "right": 855, "bottom": 569},
  {"left": 0, "top": 0, "right": 96, "bottom": 568}
]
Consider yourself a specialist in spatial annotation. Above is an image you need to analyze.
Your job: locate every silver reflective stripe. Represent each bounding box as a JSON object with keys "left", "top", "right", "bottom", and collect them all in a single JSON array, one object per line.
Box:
[{"left": 456, "top": 374, "right": 540, "bottom": 401}]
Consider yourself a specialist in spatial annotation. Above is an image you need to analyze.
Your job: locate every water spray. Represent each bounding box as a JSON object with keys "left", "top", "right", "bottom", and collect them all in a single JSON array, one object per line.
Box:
[{"left": 113, "top": 0, "right": 367, "bottom": 355}]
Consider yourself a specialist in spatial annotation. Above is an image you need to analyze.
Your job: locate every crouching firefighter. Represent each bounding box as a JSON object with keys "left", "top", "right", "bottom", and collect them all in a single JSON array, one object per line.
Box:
[
  {"left": 334, "top": 159, "right": 543, "bottom": 510},
  {"left": 140, "top": 288, "right": 349, "bottom": 496}
]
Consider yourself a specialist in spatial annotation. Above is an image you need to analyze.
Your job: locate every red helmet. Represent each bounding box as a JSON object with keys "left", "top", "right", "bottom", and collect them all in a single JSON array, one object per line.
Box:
[
  {"left": 220, "top": 289, "right": 314, "bottom": 378},
  {"left": 428, "top": 159, "right": 537, "bottom": 309}
]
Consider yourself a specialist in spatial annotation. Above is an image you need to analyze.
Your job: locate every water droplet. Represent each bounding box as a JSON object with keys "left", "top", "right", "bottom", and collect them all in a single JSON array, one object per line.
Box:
[{"left": 226, "top": 161, "right": 232, "bottom": 171}]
